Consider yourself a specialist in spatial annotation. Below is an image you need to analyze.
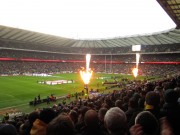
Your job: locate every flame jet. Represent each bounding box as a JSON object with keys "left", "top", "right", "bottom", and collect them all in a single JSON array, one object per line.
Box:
[
  {"left": 132, "top": 53, "right": 140, "bottom": 78},
  {"left": 80, "top": 54, "right": 93, "bottom": 86}
]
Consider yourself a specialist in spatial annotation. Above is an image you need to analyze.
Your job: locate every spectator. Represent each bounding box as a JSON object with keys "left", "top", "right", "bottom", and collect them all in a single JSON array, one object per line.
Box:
[
  {"left": 98, "top": 108, "right": 108, "bottom": 133},
  {"left": 21, "top": 111, "right": 39, "bottom": 135},
  {"left": 115, "top": 99, "right": 123, "bottom": 109},
  {"left": 145, "top": 91, "right": 162, "bottom": 119},
  {"left": 46, "top": 113, "right": 75, "bottom": 135},
  {"left": 104, "top": 107, "right": 127, "bottom": 135},
  {"left": 75, "top": 106, "right": 88, "bottom": 133},
  {"left": 160, "top": 117, "right": 174, "bottom": 135},
  {"left": 0, "top": 124, "right": 17, "bottom": 135},
  {"left": 162, "top": 89, "right": 180, "bottom": 135},
  {"left": 69, "top": 110, "right": 78, "bottom": 125},
  {"left": 81, "top": 109, "right": 106, "bottom": 135},
  {"left": 135, "top": 111, "right": 159, "bottom": 135},
  {"left": 30, "top": 108, "right": 56, "bottom": 135},
  {"left": 125, "top": 97, "right": 139, "bottom": 124}
]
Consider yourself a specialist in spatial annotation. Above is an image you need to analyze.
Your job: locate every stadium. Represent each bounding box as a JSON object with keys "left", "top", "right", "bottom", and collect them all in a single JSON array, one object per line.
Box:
[{"left": 0, "top": 0, "right": 180, "bottom": 135}]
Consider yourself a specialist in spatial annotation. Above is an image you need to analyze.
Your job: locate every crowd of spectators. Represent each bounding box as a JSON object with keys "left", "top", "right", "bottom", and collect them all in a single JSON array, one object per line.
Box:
[
  {"left": 1, "top": 73, "right": 180, "bottom": 135},
  {"left": 0, "top": 49, "right": 180, "bottom": 76},
  {"left": 0, "top": 61, "right": 179, "bottom": 77}
]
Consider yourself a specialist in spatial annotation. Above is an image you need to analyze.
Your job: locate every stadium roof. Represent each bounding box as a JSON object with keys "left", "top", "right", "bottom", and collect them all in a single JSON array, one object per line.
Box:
[
  {"left": 0, "top": 25, "right": 180, "bottom": 48},
  {"left": 157, "top": 0, "right": 180, "bottom": 29},
  {"left": 0, "top": 0, "right": 180, "bottom": 48}
]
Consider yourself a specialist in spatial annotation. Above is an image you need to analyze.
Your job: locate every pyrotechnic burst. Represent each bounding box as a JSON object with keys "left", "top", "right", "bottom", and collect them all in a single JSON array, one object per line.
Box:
[
  {"left": 80, "top": 54, "right": 93, "bottom": 85},
  {"left": 132, "top": 45, "right": 141, "bottom": 78},
  {"left": 136, "top": 53, "right": 140, "bottom": 68},
  {"left": 132, "top": 53, "right": 140, "bottom": 78},
  {"left": 132, "top": 67, "right": 138, "bottom": 78}
]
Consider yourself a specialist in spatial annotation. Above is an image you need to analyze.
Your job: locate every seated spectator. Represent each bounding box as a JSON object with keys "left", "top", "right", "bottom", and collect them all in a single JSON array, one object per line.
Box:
[
  {"left": 30, "top": 108, "right": 56, "bottom": 135},
  {"left": 98, "top": 107, "right": 107, "bottom": 125},
  {"left": 163, "top": 89, "right": 179, "bottom": 109},
  {"left": 122, "top": 96, "right": 129, "bottom": 112},
  {"left": 125, "top": 97, "right": 139, "bottom": 124},
  {"left": 46, "top": 113, "right": 75, "bottom": 135},
  {"left": 174, "top": 87, "right": 180, "bottom": 104},
  {"left": 75, "top": 106, "right": 88, "bottom": 133},
  {"left": 3, "top": 113, "right": 9, "bottom": 122},
  {"left": 135, "top": 111, "right": 159, "bottom": 135},
  {"left": 81, "top": 109, "right": 106, "bottom": 135},
  {"left": 138, "top": 91, "right": 146, "bottom": 110},
  {"left": 21, "top": 111, "right": 39, "bottom": 135},
  {"left": 163, "top": 89, "right": 180, "bottom": 135},
  {"left": 115, "top": 99, "right": 123, "bottom": 109},
  {"left": 145, "top": 91, "right": 162, "bottom": 119},
  {"left": 69, "top": 110, "right": 78, "bottom": 125},
  {"left": 104, "top": 107, "right": 127, "bottom": 135},
  {"left": 0, "top": 123, "right": 17, "bottom": 135},
  {"left": 98, "top": 108, "right": 108, "bottom": 132},
  {"left": 160, "top": 117, "right": 174, "bottom": 135}
]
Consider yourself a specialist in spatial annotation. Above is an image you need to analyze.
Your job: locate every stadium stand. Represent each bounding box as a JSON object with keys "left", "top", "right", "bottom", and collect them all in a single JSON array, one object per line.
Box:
[{"left": 0, "top": 49, "right": 180, "bottom": 76}]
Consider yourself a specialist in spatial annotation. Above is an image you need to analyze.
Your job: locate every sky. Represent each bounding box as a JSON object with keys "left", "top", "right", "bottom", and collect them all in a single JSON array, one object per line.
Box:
[{"left": 0, "top": 0, "right": 176, "bottom": 39}]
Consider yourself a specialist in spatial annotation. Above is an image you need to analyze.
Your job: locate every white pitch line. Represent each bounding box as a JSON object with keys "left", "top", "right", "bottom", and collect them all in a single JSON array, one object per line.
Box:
[{"left": 0, "top": 103, "right": 28, "bottom": 110}]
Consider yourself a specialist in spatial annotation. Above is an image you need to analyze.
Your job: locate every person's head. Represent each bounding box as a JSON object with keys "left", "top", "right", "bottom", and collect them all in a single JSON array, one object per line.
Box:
[
  {"left": 98, "top": 108, "right": 108, "bottom": 122},
  {"left": 163, "top": 82, "right": 174, "bottom": 91},
  {"left": 115, "top": 100, "right": 123, "bottom": 109},
  {"left": 39, "top": 108, "right": 56, "bottom": 124},
  {"left": 28, "top": 111, "right": 39, "bottom": 124},
  {"left": 104, "top": 107, "right": 127, "bottom": 135},
  {"left": 69, "top": 110, "right": 78, "bottom": 124},
  {"left": 84, "top": 110, "right": 99, "bottom": 128},
  {"left": 135, "top": 111, "right": 159, "bottom": 135},
  {"left": 174, "top": 87, "right": 180, "bottom": 96},
  {"left": 46, "top": 114, "right": 75, "bottom": 135},
  {"left": 0, "top": 124, "right": 17, "bottom": 135},
  {"left": 79, "top": 106, "right": 89, "bottom": 122},
  {"left": 123, "top": 96, "right": 129, "bottom": 104},
  {"left": 145, "top": 91, "right": 160, "bottom": 108},
  {"left": 133, "top": 93, "right": 141, "bottom": 101},
  {"left": 164, "top": 89, "right": 179, "bottom": 104},
  {"left": 128, "top": 97, "right": 138, "bottom": 109}
]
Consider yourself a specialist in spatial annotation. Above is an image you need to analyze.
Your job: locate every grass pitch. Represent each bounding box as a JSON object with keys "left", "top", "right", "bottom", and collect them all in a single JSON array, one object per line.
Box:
[{"left": 0, "top": 73, "right": 146, "bottom": 116}]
